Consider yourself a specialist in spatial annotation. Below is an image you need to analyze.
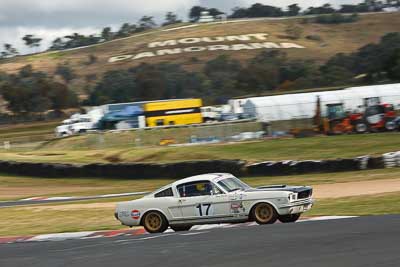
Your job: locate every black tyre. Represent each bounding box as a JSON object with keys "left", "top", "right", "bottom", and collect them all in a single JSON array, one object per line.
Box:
[
  {"left": 142, "top": 211, "right": 168, "bottom": 233},
  {"left": 278, "top": 213, "right": 301, "bottom": 223},
  {"left": 355, "top": 122, "right": 367, "bottom": 134},
  {"left": 251, "top": 203, "right": 278, "bottom": 225},
  {"left": 385, "top": 121, "right": 396, "bottom": 131},
  {"left": 170, "top": 225, "right": 192, "bottom": 232}
]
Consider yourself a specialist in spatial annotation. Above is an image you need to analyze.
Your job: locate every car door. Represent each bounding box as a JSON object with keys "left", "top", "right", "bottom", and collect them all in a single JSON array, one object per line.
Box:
[
  {"left": 177, "top": 181, "right": 213, "bottom": 220},
  {"left": 177, "top": 181, "right": 236, "bottom": 221},
  {"left": 176, "top": 181, "right": 232, "bottom": 221}
]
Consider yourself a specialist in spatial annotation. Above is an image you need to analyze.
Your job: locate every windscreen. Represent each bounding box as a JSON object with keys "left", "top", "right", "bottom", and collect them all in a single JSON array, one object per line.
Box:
[{"left": 217, "top": 177, "right": 250, "bottom": 192}]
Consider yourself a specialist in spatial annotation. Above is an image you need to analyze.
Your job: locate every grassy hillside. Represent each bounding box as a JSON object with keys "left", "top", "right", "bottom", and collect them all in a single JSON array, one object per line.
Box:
[
  {"left": 1, "top": 132, "right": 399, "bottom": 164},
  {"left": 0, "top": 121, "right": 58, "bottom": 144},
  {"left": 1, "top": 12, "right": 400, "bottom": 94}
]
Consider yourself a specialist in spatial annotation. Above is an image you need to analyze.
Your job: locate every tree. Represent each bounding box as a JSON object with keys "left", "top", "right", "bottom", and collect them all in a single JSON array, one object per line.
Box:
[
  {"left": 247, "top": 3, "right": 284, "bottom": 17},
  {"left": 22, "top": 34, "right": 42, "bottom": 50},
  {"left": 0, "top": 66, "right": 78, "bottom": 115},
  {"left": 89, "top": 70, "right": 137, "bottom": 104},
  {"left": 50, "top": 38, "right": 65, "bottom": 50},
  {"left": 116, "top": 23, "right": 137, "bottom": 38},
  {"left": 138, "top": 16, "right": 157, "bottom": 31},
  {"left": 208, "top": 8, "right": 224, "bottom": 17},
  {"left": 55, "top": 63, "right": 76, "bottom": 83},
  {"left": 230, "top": 7, "right": 248, "bottom": 18},
  {"left": 385, "top": 48, "right": 400, "bottom": 80},
  {"left": 204, "top": 55, "right": 243, "bottom": 99},
  {"left": 189, "top": 6, "right": 208, "bottom": 21},
  {"left": 101, "top": 27, "right": 113, "bottom": 41},
  {"left": 1, "top": 44, "right": 19, "bottom": 58},
  {"left": 63, "top": 33, "right": 100, "bottom": 48},
  {"left": 287, "top": 4, "right": 301, "bottom": 16},
  {"left": 305, "top": 4, "right": 335, "bottom": 14},
  {"left": 163, "top": 12, "right": 182, "bottom": 26}
]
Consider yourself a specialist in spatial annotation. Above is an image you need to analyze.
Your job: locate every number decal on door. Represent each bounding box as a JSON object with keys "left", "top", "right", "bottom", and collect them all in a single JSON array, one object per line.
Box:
[{"left": 196, "top": 204, "right": 212, "bottom": 216}]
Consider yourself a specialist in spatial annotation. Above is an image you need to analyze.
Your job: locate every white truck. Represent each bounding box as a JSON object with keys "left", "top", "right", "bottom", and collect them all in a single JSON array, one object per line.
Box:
[
  {"left": 55, "top": 108, "right": 104, "bottom": 137},
  {"left": 201, "top": 106, "right": 222, "bottom": 122}
]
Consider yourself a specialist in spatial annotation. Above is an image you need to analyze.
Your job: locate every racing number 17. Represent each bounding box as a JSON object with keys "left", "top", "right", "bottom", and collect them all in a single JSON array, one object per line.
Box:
[{"left": 196, "top": 204, "right": 211, "bottom": 216}]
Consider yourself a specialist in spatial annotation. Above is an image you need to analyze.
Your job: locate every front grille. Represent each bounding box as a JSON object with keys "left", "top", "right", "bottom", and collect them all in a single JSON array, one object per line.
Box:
[{"left": 298, "top": 189, "right": 312, "bottom": 199}]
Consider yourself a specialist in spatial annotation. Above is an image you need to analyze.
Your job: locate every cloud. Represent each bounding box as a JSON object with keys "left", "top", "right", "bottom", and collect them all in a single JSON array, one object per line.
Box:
[
  {"left": 0, "top": 0, "right": 362, "bottom": 54},
  {"left": 0, "top": 26, "right": 100, "bottom": 55}
]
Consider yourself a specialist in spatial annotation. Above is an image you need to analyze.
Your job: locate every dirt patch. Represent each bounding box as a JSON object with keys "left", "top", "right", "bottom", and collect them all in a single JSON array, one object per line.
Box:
[{"left": 313, "top": 178, "right": 400, "bottom": 199}]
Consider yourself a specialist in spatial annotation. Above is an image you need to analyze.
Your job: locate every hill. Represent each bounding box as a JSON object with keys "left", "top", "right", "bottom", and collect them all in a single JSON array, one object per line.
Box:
[{"left": 1, "top": 12, "right": 400, "bottom": 95}]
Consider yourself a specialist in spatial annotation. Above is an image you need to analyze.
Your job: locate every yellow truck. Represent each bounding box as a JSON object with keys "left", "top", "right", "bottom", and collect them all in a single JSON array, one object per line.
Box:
[{"left": 144, "top": 99, "right": 203, "bottom": 127}]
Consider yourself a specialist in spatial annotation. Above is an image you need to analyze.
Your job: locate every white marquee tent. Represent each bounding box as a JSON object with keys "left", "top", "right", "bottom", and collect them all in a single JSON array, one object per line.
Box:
[{"left": 242, "top": 83, "right": 400, "bottom": 122}]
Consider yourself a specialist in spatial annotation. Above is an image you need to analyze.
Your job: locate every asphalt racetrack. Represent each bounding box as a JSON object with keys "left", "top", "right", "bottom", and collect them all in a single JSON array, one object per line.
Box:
[{"left": 1, "top": 215, "right": 399, "bottom": 267}]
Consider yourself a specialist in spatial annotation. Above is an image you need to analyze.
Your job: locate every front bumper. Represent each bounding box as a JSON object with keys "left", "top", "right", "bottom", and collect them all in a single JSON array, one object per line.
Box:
[{"left": 278, "top": 198, "right": 314, "bottom": 214}]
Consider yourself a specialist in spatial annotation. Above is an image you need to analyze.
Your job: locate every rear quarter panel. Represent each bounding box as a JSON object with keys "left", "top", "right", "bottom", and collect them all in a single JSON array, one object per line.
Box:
[{"left": 116, "top": 197, "right": 178, "bottom": 226}]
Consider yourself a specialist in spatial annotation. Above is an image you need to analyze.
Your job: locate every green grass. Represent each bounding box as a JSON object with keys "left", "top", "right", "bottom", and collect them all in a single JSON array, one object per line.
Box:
[
  {"left": 1, "top": 168, "right": 399, "bottom": 201},
  {"left": 308, "top": 192, "right": 400, "bottom": 216},
  {"left": 0, "top": 121, "right": 59, "bottom": 144},
  {"left": 1, "top": 132, "right": 399, "bottom": 164},
  {"left": 0, "top": 205, "right": 124, "bottom": 236}
]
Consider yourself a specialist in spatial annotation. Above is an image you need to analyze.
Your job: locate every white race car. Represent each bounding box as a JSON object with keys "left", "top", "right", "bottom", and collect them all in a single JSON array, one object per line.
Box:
[{"left": 115, "top": 173, "right": 314, "bottom": 233}]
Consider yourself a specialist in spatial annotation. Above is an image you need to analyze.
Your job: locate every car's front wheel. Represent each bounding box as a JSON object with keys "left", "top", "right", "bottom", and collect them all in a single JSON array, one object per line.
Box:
[
  {"left": 251, "top": 203, "right": 278, "bottom": 224},
  {"left": 142, "top": 211, "right": 168, "bottom": 233},
  {"left": 170, "top": 225, "right": 192, "bottom": 232},
  {"left": 278, "top": 213, "right": 301, "bottom": 223}
]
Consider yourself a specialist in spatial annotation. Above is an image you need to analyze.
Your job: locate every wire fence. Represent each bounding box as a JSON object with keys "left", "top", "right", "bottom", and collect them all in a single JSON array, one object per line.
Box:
[{"left": 81, "top": 120, "right": 266, "bottom": 150}]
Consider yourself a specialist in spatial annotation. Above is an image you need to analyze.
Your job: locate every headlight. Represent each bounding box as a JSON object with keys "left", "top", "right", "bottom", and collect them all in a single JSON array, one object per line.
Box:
[{"left": 288, "top": 193, "right": 298, "bottom": 202}]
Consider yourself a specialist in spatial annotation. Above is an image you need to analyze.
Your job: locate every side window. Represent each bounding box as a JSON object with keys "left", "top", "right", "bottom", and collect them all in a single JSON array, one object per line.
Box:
[
  {"left": 212, "top": 185, "right": 223, "bottom": 195},
  {"left": 155, "top": 187, "right": 174, "bottom": 198},
  {"left": 177, "top": 181, "right": 213, "bottom": 197}
]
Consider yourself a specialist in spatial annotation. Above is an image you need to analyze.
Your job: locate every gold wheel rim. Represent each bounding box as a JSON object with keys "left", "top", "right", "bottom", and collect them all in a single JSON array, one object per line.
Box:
[
  {"left": 255, "top": 204, "right": 273, "bottom": 223},
  {"left": 144, "top": 213, "right": 162, "bottom": 232}
]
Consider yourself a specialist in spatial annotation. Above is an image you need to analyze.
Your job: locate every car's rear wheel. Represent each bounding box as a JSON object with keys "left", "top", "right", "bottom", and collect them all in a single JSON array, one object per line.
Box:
[
  {"left": 252, "top": 203, "right": 278, "bottom": 224},
  {"left": 142, "top": 211, "right": 168, "bottom": 233},
  {"left": 278, "top": 213, "right": 301, "bottom": 223},
  {"left": 170, "top": 225, "right": 192, "bottom": 232}
]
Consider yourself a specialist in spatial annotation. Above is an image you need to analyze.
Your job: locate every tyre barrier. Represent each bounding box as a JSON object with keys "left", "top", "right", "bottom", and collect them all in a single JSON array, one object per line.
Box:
[
  {"left": 246, "top": 156, "right": 385, "bottom": 177},
  {"left": 0, "top": 160, "right": 246, "bottom": 179},
  {"left": 0, "top": 155, "right": 390, "bottom": 179},
  {"left": 382, "top": 151, "right": 400, "bottom": 168}
]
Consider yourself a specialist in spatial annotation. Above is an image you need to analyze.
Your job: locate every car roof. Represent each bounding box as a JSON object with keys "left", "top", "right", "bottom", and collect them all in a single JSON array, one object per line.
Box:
[
  {"left": 146, "top": 173, "right": 234, "bottom": 197},
  {"left": 171, "top": 173, "right": 233, "bottom": 187}
]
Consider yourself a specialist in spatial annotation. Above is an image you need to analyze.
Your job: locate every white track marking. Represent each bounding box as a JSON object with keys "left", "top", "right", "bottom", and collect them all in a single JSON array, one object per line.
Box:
[
  {"left": 27, "top": 231, "right": 95, "bottom": 242},
  {"left": 180, "top": 231, "right": 209, "bottom": 236},
  {"left": 114, "top": 233, "right": 176, "bottom": 243},
  {"left": 298, "top": 216, "right": 358, "bottom": 222}
]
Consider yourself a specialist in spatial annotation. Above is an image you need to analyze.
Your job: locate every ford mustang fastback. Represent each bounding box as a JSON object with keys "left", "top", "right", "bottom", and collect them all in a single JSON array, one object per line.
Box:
[{"left": 115, "top": 173, "right": 313, "bottom": 233}]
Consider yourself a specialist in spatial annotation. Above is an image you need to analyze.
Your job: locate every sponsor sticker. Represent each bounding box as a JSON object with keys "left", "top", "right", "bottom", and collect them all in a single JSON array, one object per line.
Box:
[
  {"left": 131, "top": 210, "right": 141, "bottom": 220},
  {"left": 231, "top": 202, "right": 245, "bottom": 214}
]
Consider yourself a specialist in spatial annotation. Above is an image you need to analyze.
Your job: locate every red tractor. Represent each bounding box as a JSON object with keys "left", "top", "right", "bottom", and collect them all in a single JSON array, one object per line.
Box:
[
  {"left": 323, "top": 103, "right": 367, "bottom": 134},
  {"left": 364, "top": 103, "right": 396, "bottom": 132}
]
